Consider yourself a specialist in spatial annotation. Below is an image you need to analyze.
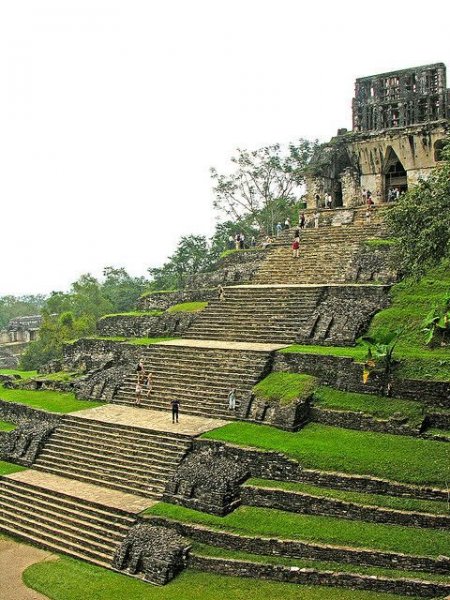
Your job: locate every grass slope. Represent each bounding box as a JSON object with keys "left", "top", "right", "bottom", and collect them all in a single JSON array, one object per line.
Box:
[
  {"left": 246, "top": 479, "right": 450, "bottom": 515},
  {"left": 0, "top": 460, "right": 26, "bottom": 475},
  {"left": 201, "top": 422, "right": 450, "bottom": 487},
  {"left": 0, "top": 369, "right": 38, "bottom": 379},
  {"left": 253, "top": 373, "right": 317, "bottom": 404},
  {"left": 313, "top": 387, "right": 424, "bottom": 426},
  {"left": 166, "top": 301, "right": 208, "bottom": 313},
  {"left": 0, "top": 420, "right": 16, "bottom": 432},
  {"left": 146, "top": 503, "right": 450, "bottom": 557},
  {"left": 0, "top": 385, "right": 103, "bottom": 413},
  {"left": 23, "top": 556, "right": 421, "bottom": 600},
  {"left": 99, "top": 310, "right": 163, "bottom": 318}
]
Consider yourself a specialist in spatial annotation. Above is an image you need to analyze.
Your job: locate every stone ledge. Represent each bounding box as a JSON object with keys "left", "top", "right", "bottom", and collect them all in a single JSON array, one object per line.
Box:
[
  {"left": 189, "top": 554, "right": 450, "bottom": 598},
  {"left": 241, "top": 485, "right": 450, "bottom": 529},
  {"left": 146, "top": 516, "right": 450, "bottom": 574}
]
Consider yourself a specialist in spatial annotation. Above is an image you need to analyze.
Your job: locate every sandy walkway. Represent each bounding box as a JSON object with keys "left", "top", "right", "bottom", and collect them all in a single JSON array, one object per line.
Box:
[{"left": 0, "top": 537, "right": 56, "bottom": 600}]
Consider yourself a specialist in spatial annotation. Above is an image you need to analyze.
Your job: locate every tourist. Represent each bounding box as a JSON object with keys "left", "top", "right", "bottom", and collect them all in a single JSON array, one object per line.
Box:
[
  {"left": 228, "top": 388, "right": 237, "bottom": 410},
  {"left": 135, "top": 382, "right": 142, "bottom": 406},
  {"left": 292, "top": 238, "right": 300, "bottom": 258},
  {"left": 136, "top": 359, "right": 146, "bottom": 384},
  {"left": 294, "top": 227, "right": 300, "bottom": 242},
  {"left": 299, "top": 213, "right": 306, "bottom": 229},
  {"left": 367, "top": 195, "right": 374, "bottom": 210},
  {"left": 326, "top": 193, "right": 333, "bottom": 209},
  {"left": 227, "top": 235, "right": 234, "bottom": 250},
  {"left": 171, "top": 398, "right": 180, "bottom": 423},
  {"left": 314, "top": 193, "right": 321, "bottom": 208},
  {"left": 146, "top": 372, "right": 153, "bottom": 398},
  {"left": 240, "top": 233, "right": 245, "bottom": 249},
  {"left": 262, "top": 236, "right": 273, "bottom": 249},
  {"left": 235, "top": 233, "right": 241, "bottom": 250},
  {"left": 218, "top": 285, "right": 225, "bottom": 301},
  {"left": 313, "top": 211, "right": 320, "bottom": 229},
  {"left": 276, "top": 222, "right": 283, "bottom": 237},
  {"left": 284, "top": 217, "right": 291, "bottom": 230},
  {"left": 250, "top": 235, "right": 256, "bottom": 247},
  {"left": 362, "top": 188, "right": 368, "bottom": 205}
]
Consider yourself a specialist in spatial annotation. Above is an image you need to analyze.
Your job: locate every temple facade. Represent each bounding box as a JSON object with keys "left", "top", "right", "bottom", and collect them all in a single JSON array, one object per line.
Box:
[{"left": 305, "top": 63, "right": 450, "bottom": 208}]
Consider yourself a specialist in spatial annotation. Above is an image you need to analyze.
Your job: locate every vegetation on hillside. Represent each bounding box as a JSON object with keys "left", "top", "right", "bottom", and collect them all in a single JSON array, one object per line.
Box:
[
  {"left": 386, "top": 140, "right": 450, "bottom": 277},
  {"left": 253, "top": 373, "right": 317, "bottom": 404},
  {"left": 0, "top": 385, "right": 103, "bottom": 413}
]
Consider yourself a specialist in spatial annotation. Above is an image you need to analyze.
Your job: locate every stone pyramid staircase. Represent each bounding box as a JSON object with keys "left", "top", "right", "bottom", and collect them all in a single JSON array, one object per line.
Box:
[
  {"left": 0, "top": 474, "right": 137, "bottom": 567},
  {"left": 113, "top": 343, "right": 274, "bottom": 419},
  {"left": 185, "top": 286, "right": 325, "bottom": 344},
  {"left": 33, "top": 415, "right": 192, "bottom": 498},
  {"left": 255, "top": 222, "right": 386, "bottom": 285}
]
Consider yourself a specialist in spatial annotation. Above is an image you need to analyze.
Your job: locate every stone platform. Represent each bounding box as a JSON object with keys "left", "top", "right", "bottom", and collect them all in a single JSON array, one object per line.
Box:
[
  {"left": 69, "top": 404, "right": 228, "bottom": 436},
  {"left": 5, "top": 470, "right": 153, "bottom": 513},
  {"left": 155, "top": 338, "right": 287, "bottom": 352}
]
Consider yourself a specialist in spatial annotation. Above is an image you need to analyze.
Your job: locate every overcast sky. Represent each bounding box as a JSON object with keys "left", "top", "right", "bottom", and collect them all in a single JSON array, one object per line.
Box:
[{"left": 1, "top": 0, "right": 449, "bottom": 296}]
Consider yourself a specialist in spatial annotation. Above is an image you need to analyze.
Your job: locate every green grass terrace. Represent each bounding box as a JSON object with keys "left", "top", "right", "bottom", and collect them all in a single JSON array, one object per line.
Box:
[
  {"left": 201, "top": 422, "right": 450, "bottom": 488},
  {"left": 0, "top": 385, "right": 104, "bottom": 413},
  {"left": 22, "top": 554, "right": 424, "bottom": 600},
  {"left": 145, "top": 502, "right": 450, "bottom": 558}
]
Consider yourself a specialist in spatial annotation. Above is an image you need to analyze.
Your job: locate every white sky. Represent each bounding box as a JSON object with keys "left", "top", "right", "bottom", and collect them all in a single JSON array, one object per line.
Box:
[{"left": 1, "top": 0, "right": 449, "bottom": 296}]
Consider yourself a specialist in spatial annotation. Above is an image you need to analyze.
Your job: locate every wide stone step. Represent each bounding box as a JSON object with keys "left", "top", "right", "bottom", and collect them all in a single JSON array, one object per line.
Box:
[
  {"left": 0, "top": 487, "right": 130, "bottom": 535},
  {"left": 34, "top": 451, "right": 171, "bottom": 483},
  {"left": 60, "top": 418, "right": 192, "bottom": 444},
  {"left": 32, "top": 464, "right": 165, "bottom": 497},
  {"left": 124, "top": 368, "right": 259, "bottom": 384},
  {"left": 0, "top": 478, "right": 136, "bottom": 524},
  {"left": 37, "top": 444, "right": 177, "bottom": 475},
  {"left": 0, "top": 506, "right": 118, "bottom": 555},
  {"left": 0, "top": 519, "right": 114, "bottom": 567},
  {"left": 44, "top": 438, "right": 184, "bottom": 466},
  {"left": 0, "top": 498, "right": 124, "bottom": 546},
  {"left": 113, "top": 397, "right": 234, "bottom": 420},
  {"left": 52, "top": 428, "right": 189, "bottom": 457}
]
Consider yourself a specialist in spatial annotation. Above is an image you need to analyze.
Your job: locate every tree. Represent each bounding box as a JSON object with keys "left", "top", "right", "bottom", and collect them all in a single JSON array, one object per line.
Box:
[
  {"left": 102, "top": 267, "right": 147, "bottom": 313},
  {"left": 0, "top": 295, "right": 46, "bottom": 330},
  {"left": 210, "top": 139, "right": 316, "bottom": 234},
  {"left": 386, "top": 140, "right": 450, "bottom": 277},
  {"left": 148, "top": 235, "right": 212, "bottom": 290}
]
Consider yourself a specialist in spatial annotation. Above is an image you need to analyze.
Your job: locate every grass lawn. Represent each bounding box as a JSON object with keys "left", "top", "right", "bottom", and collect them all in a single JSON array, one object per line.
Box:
[
  {"left": 22, "top": 556, "right": 421, "bottom": 600},
  {"left": 146, "top": 503, "right": 450, "bottom": 558},
  {"left": 253, "top": 373, "right": 317, "bottom": 404},
  {"left": 0, "top": 460, "right": 26, "bottom": 475},
  {"left": 245, "top": 479, "right": 450, "bottom": 515},
  {"left": 192, "top": 543, "right": 450, "bottom": 583},
  {"left": 201, "top": 422, "right": 450, "bottom": 487},
  {"left": 0, "top": 420, "right": 16, "bottom": 432},
  {"left": 313, "top": 387, "right": 424, "bottom": 426},
  {"left": 0, "top": 369, "right": 38, "bottom": 379},
  {"left": 0, "top": 385, "right": 103, "bottom": 413},
  {"left": 166, "top": 301, "right": 208, "bottom": 313}
]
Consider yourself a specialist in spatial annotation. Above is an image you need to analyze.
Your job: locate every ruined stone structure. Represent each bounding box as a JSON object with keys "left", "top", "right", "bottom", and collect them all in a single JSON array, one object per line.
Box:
[
  {"left": 0, "top": 315, "right": 42, "bottom": 368},
  {"left": 305, "top": 63, "right": 450, "bottom": 208}
]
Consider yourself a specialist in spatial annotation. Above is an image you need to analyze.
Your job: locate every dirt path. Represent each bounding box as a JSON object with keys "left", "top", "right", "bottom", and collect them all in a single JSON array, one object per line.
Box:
[{"left": 0, "top": 537, "right": 56, "bottom": 600}]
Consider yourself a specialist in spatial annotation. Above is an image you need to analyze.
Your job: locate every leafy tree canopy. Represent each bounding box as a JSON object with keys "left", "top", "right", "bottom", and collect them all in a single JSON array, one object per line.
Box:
[
  {"left": 386, "top": 140, "right": 450, "bottom": 277},
  {"left": 0, "top": 295, "right": 46, "bottom": 330},
  {"left": 210, "top": 139, "right": 316, "bottom": 234}
]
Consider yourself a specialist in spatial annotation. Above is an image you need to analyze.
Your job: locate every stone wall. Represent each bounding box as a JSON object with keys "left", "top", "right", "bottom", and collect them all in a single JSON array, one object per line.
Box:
[
  {"left": 62, "top": 339, "right": 138, "bottom": 372},
  {"left": 97, "top": 311, "right": 200, "bottom": 338},
  {"left": 139, "top": 289, "right": 217, "bottom": 311},
  {"left": 297, "top": 285, "right": 390, "bottom": 345},
  {"left": 274, "top": 352, "right": 450, "bottom": 409},
  {"left": 188, "top": 554, "right": 450, "bottom": 598},
  {"left": 187, "top": 250, "right": 266, "bottom": 289},
  {"left": 148, "top": 516, "right": 449, "bottom": 574},
  {"left": 345, "top": 244, "right": 398, "bottom": 284},
  {"left": 241, "top": 485, "right": 449, "bottom": 529},
  {"left": 310, "top": 406, "right": 422, "bottom": 437}
]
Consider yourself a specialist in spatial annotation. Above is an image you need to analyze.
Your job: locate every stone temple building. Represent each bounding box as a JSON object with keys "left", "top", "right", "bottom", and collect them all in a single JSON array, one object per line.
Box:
[{"left": 305, "top": 62, "right": 450, "bottom": 208}]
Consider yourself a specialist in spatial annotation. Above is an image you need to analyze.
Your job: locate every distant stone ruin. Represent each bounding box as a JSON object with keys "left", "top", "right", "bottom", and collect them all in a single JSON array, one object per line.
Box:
[{"left": 305, "top": 62, "right": 449, "bottom": 208}]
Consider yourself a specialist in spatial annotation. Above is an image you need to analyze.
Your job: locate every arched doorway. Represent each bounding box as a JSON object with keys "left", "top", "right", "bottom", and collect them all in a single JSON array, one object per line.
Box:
[{"left": 384, "top": 147, "right": 407, "bottom": 200}]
